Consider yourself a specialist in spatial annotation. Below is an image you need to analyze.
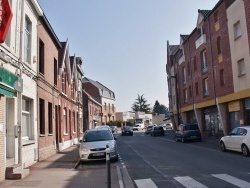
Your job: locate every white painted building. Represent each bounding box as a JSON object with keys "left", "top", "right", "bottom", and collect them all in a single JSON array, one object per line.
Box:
[{"left": 0, "top": 0, "right": 42, "bottom": 180}]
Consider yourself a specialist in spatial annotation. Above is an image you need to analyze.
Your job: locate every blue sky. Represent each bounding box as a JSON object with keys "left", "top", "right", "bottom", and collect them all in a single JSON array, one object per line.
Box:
[{"left": 38, "top": 0, "right": 219, "bottom": 112}]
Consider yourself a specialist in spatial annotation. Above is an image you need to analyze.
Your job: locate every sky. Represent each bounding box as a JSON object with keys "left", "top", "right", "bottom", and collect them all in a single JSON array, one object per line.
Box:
[{"left": 38, "top": 0, "right": 219, "bottom": 112}]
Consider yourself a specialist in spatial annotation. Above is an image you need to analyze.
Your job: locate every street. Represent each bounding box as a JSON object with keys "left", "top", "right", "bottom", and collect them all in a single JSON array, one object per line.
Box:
[{"left": 117, "top": 130, "right": 250, "bottom": 188}]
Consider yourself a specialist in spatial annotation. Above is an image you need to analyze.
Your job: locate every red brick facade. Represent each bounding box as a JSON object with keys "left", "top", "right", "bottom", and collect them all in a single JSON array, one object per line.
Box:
[{"left": 37, "top": 17, "right": 61, "bottom": 161}]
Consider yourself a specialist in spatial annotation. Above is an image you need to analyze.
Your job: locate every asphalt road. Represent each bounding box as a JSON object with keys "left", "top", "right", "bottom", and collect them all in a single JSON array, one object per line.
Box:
[{"left": 117, "top": 130, "right": 250, "bottom": 188}]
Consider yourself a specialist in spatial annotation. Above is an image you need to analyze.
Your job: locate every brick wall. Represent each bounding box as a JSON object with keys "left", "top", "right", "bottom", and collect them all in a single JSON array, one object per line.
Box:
[
  {"left": 37, "top": 21, "right": 59, "bottom": 160},
  {"left": 245, "top": 0, "right": 250, "bottom": 48}
]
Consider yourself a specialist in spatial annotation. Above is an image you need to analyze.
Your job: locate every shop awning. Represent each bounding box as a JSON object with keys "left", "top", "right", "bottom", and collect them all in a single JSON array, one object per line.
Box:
[
  {"left": 0, "top": 82, "right": 15, "bottom": 97},
  {"left": 0, "top": 66, "right": 23, "bottom": 97}
]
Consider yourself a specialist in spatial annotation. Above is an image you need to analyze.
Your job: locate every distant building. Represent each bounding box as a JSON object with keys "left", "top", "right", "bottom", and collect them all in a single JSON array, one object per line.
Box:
[
  {"left": 82, "top": 77, "right": 116, "bottom": 124},
  {"left": 82, "top": 90, "right": 102, "bottom": 130}
]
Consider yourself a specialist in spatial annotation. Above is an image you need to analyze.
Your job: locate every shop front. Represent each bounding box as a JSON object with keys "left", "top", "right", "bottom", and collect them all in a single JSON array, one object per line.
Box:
[
  {"left": 203, "top": 106, "right": 222, "bottom": 136},
  {"left": 0, "top": 67, "right": 23, "bottom": 172}
]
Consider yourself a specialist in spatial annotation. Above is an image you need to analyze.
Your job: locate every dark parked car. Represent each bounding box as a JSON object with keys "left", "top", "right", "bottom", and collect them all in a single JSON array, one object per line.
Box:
[
  {"left": 150, "top": 125, "right": 165, "bottom": 136},
  {"left": 121, "top": 126, "right": 133, "bottom": 136},
  {"left": 145, "top": 124, "right": 155, "bottom": 134},
  {"left": 175, "top": 123, "right": 202, "bottom": 143}
]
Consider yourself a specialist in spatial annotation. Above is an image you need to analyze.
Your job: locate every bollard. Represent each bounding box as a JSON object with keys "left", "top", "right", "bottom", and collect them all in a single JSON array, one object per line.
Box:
[{"left": 106, "top": 143, "right": 111, "bottom": 188}]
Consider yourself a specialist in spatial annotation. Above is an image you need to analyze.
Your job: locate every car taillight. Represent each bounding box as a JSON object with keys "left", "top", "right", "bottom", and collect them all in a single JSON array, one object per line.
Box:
[{"left": 183, "top": 131, "right": 187, "bottom": 135}]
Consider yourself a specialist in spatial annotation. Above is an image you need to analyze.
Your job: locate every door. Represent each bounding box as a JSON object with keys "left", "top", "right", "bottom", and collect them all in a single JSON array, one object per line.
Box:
[{"left": 6, "top": 98, "right": 15, "bottom": 163}]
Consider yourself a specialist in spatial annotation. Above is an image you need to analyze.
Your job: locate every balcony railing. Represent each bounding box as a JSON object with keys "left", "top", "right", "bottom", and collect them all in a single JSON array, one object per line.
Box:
[{"left": 195, "top": 34, "right": 206, "bottom": 49}]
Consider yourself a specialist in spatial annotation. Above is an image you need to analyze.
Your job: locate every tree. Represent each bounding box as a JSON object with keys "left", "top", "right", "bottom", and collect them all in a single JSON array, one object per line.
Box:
[
  {"left": 152, "top": 100, "right": 168, "bottom": 115},
  {"left": 131, "top": 94, "right": 151, "bottom": 113}
]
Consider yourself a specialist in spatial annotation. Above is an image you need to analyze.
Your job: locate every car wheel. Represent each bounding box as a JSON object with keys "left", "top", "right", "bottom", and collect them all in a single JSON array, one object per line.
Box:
[
  {"left": 220, "top": 141, "right": 226, "bottom": 152},
  {"left": 242, "top": 144, "right": 250, "bottom": 156},
  {"left": 175, "top": 137, "right": 178, "bottom": 142}
]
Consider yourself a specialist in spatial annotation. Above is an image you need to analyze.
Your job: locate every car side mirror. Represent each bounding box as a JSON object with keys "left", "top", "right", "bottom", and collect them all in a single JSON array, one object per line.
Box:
[{"left": 114, "top": 136, "right": 117, "bottom": 140}]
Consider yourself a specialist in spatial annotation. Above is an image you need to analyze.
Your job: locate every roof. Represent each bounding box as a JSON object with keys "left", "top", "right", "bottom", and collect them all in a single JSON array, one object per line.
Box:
[
  {"left": 82, "top": 77, "right": 115, "bottom": 99},
  {"left": 198, "top": 9, "right": 212, "bottom": 20},
  {"left": 168, "top": 45, "right": 179, "bottom": 56},
  {"left": 180, "top": 35, "right": 189, "bottom": 42},
  {"left": 58, "top": 42, "right": 67, "bottom": 68}
]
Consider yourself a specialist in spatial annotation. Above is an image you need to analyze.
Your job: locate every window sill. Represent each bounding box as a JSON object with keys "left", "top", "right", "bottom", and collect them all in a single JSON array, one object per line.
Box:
[
  {"left": 48, "top": 134, "right": 53, "bottom": 136},
  {"left": 22, "top": 140, "right": 35, "bottom": 146},
  {"left": 39, "top": 134, "right": 46, "bottom": 137},
  {"left": 63, "top": 133, "right": 68, "bottom": 136}
]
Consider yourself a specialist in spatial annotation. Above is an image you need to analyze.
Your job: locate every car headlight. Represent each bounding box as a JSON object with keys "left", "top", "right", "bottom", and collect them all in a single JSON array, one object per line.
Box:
[{"left": 81, "top": 146, "right": 90, "bottom": 152}]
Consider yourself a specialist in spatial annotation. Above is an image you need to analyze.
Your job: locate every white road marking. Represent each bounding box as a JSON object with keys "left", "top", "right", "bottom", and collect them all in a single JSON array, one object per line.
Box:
[
  {"left": 134, "top": 179, "right": 158, "bottom": 188},
  {"left": 212, "top": 174, "right": 250, "bottom": 188},
  {"left": 174, "top": 176, "right": 208, "bottom": 188}
]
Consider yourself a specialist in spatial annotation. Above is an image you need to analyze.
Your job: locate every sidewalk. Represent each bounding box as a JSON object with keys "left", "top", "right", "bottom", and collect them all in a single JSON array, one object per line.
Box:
[{"left": 0, "top": 145, "right": 127, "bottom": 188}]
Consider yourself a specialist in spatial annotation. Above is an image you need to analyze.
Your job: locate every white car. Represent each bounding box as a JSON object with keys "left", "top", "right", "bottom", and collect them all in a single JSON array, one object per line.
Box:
[
  {"left": 220, "top": 126, "right": 250, "bottom": 156},
  {"left": 79, "top": 128, "right": 118, "bottom": 161},
  {"left": 165, "top": 123, "right": 173, "bottom": 130}
]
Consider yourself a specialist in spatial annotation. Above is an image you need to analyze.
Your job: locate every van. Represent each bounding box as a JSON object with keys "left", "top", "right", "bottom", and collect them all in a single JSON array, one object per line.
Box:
[
  {"left": 175, "top": 123, "right": 201, "bottom": 143},
  {"left": 133, "top": 123, "right": 144, "bottom": 131}
]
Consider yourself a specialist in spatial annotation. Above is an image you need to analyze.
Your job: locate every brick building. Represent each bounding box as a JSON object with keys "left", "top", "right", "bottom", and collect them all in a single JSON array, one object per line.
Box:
[
  {"left": 167, "top": 0, "right": 250, "bottom": 137},
  {"left": 82, "top": 77, "right": 116, "bottom": 125},
  {"left": 37, "top": 14, "right": 61, "bottom": 161},
  {"left": 82, "top": 90, "right": 102, "bottom": 131},
  {"left": 57, "top": 41, "right": 80, "bottom": 151}
]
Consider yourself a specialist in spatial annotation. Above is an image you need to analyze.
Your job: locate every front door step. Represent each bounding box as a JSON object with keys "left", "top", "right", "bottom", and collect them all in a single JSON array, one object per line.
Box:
[{"left": 5, "top": 165, "right": 30, "bottom": 180}]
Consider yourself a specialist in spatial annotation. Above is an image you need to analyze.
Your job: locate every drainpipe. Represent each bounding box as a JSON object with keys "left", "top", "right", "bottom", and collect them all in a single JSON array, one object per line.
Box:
[{"left": 18, "top": 0, "right": 25, "bottom": 167}]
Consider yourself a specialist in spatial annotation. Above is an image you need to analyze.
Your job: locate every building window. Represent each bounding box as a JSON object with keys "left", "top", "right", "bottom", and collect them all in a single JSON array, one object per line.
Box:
[
  {"left": 69, "top": 110, "right": 71, "bottom": 133},
  {"left": 217, "top": 37, "right": 221, "bottom": 54},
  {"left": 203, "top": 78, "right": 209, "bottom": 96},
  {"left": 104, "top": 103, "right": 107, "bottom": 111},
  {"left": 24, "top": 16, "right": 31, "bottom": 64},
  {"left": 112, "top": 104, "right": 114, "bottom": 112},
  {"left": 54, "top": 59, "right": 57, "bottom": 86},
  {"left": 189, "top": 85, "right": 192, "bottom": 98},
  {"left": 73, "top": 111, "right": 76, "bottom": 133},
  {"left": 234, "top": 21, "right": 242, "bottom": 39},
  {"left": 22, "top": 98, "right": 33, "bottom": 140},
  {"left": 62, "top": 72, "right": 66, "bottom": 93},
  {"left": 183, "top": 67, "right": 186, "bottom": 84},
  {"left": 48, "top": 102, "right": 53, "bottom": 134},
  {"left": 63, "top": 108, "right": 67, "bottom": 134},
  {"left": 195, "top": 82, "right": 199, "bottom": 96},
  {"left": 39, "top": 39, "right": 44, "bottom": 74},
  {"left": 193, "top": 56, "right": 197, "bottom": 71},
  {"left": 39, "top": 98, "right": 45, "bottom": 135},
  {"left": 220, "top": 69, "right": 225, "bottom": 86},
  {"left": 201, "top": 50, "right": 208, "bottom": 73},
  {"left": 237, "top": 58, "right": 245, "bottom": 76}
]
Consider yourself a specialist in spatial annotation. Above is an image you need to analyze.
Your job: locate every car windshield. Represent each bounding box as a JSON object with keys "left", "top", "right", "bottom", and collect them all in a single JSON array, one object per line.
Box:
[
  {"left": 84, "top": 130, "right": 113, "bottom": 142},
  {"left": 124, "top": 126, "right": 132, "bottom": 130}
]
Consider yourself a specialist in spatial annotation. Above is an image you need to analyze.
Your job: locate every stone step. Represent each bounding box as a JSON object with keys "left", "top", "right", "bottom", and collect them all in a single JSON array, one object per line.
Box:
[{"left": 5, "top": 165, "right": 30, "bottom": 180}]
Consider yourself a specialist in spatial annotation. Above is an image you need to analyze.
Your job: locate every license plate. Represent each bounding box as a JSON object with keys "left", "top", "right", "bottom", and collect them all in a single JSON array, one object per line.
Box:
[{"left": 93, "top": 152, "right": 105, "bottom": 156}]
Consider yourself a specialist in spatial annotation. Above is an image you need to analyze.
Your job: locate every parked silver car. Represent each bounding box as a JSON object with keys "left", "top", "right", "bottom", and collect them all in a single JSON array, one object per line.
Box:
[
  {"left": 79, "top": 127, "right": 118, "bottom": 161},
  {"left": 220, "top": 126, "right": 250, "bottom": 156}
]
